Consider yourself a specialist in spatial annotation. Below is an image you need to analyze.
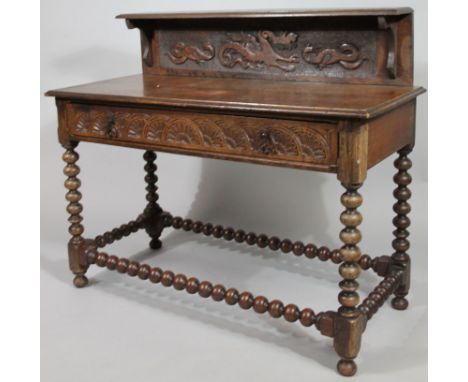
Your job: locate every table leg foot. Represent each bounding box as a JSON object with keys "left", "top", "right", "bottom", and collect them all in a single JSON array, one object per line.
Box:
[
  {"left": 337, "top": 359, "right": 357, "bottom": 377},
  {"left": 73, "top": 274, "right": 88, "bottom": 288},
  {"left": 149, "top": 238, "right": 162, "bottom": 250},
  {"left": 391, "top": 296, "right": 408, "bottom": 310}
]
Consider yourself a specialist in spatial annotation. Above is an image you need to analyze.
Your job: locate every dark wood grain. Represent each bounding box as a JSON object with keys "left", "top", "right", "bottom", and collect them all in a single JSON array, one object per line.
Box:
[
  {"left": 46, "top": 74, "right": 424, "bottom": 119},
  {"left": 337, "top": 120, "right": 368, "bottom": 185},
  {"left": 359, "top": 271, "right": 404, "bottom": 319},
  {"left": 64, "top": 102, "right": 338, "bottom": 171},
  {"left": 46, "top": 8, "right": 425, "bottom": 377},
  {"left": 367, "top": 101, "right": 415, "bottom": 168},
  {"left": 390, "top": 147, "right": 413, "bottom": 310},
  {"left": 116, "top": 8, "right": 413, "bottom": 20},
  {"left": 87, "top": 248, "right": 324, "bottom": 328},
  {"left": 119, "top": 9, "right": 415, "bottom": 86},
  {"left": 62, "top": 144, "right": 89, "bottom": 288},
  {"left": 334, "top": 183, "right": 365, "bottom": 375}
]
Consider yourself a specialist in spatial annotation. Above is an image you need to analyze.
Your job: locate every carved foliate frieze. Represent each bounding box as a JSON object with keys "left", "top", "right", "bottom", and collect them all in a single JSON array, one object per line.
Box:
[
  {"left": 302, "top": 43, "right": 365, "bottom": 70},
  {"left": 68, "top": 105, "right": 336, "bottom": 165},
  {"left": 218, "top": 31, "right": 300, "bottom": 72},
  {"left": 159, "top": 29, "right": 374, "bottom": 78},
  {"left": 167, "top": 42, "right": 215, "bottom": 64}
]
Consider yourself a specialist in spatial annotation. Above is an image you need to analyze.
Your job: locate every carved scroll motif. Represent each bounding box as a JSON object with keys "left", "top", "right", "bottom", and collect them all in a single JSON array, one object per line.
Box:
[
  {"left": 167, "top": 42, "right": 215, "bottom": 64},
  {"left": 218, "top": 31, "right": 300, "bottom": 72},
  {"left": 70, "top": 107, "right": 332, "bottom": 164},
  {"left": 302, "top": 43, "right": 365, "bottom": 70},
  {"left": 164, "top": 33, "right": 367, "bottom": 73}
]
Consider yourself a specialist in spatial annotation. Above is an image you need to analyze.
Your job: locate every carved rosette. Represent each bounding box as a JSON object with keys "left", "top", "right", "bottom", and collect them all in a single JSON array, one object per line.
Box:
[{"left": 69, "top": 106, "right": 333, "bottom": 164}]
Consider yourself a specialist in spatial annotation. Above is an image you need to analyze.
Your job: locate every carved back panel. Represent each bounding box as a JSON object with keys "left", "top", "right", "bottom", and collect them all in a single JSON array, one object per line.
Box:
[{"left": 120, "top": 10, "right": 413, "bottom": 85}]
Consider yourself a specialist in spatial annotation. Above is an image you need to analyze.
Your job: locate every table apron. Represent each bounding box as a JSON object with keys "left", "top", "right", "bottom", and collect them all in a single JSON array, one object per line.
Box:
[{"left": 63, "top": 102, "right": 339, "bottom": 172}]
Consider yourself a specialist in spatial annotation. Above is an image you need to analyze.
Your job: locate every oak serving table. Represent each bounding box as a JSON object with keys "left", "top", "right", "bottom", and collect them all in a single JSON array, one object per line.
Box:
[{"left": 46, "top": 8, "right": 425, "bottom": 377}]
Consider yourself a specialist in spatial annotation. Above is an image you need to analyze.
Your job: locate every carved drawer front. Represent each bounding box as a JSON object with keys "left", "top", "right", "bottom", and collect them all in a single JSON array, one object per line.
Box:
[{"left": 67, "top": 104, "right": 338, "bottom": 169}]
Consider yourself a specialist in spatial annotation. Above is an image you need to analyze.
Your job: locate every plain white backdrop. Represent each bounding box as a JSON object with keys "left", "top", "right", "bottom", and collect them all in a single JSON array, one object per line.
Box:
[{"left": 40, "top": 1, "right": 427, "bottom": 381}]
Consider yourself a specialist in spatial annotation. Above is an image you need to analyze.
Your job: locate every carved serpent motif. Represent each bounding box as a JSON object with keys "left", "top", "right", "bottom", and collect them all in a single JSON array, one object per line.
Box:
[
  {"left": 165, "top": 32, "right": 366, "bottom": 73},
  {"left": 70, "top": 107, "right": 332, "bottom": 163},
  {"left": 167, "top": 42, "right": 215, "bottom": 64},
  {"left": 218, "top": 31, "right": 300, "bottom": 72},
  {"left": 302, "top": 43, "right": 365, "bottom": 70}
]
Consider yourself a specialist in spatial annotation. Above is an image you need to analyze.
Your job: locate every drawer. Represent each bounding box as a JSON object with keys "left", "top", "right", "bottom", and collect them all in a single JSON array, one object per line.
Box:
[{"left": 66, "top": 103, "right": 338, "bottom": 170}]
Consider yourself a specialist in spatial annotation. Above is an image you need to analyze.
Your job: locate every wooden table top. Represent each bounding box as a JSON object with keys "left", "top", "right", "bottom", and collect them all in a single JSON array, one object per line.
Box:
[
  {"left": 47, "top": 74, "right": 424, "bottom": 119},
  {"left": 116, "top": 8, "right": 413, "bottom": 20}
]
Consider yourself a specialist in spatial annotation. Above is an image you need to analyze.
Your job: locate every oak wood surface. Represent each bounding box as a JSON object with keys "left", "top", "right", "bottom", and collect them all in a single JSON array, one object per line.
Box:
[
  {"left": 121, "top": 9, "right": 415, "bottom": 86},
  {"left": 47, "top": 7, "right": 426, "bottom": 377},
  {"left": 46, "top": 74, "right": 424, "bottom": 119},
  {"left": 65, "top": 102, "right": 338, "bottom": 170},
  {"left": 337, "top": 121, "right": 368, "bottom": 184},
  {"left": 116, "top": 8, "right": 413, "bottom": 20},
  {"left": 367, "top": 101, "right": 415, "bottom": 168}
]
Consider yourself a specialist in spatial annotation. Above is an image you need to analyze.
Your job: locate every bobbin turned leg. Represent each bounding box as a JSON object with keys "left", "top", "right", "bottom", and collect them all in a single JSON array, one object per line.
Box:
[
  {"left": 142, "top": 151, "right": 166, "bottom": 249},
  {"left": 334, "top": 184, "right": 367, "bottom": 376},
  {"left": 334, "top": 121, "right": 368, "bottom": 376},
  {"left": 391, "top": 146, "right": 413, "bottom": 310},
  {"left": 63, "top": 143, "right": 88, "bottom": 288}
]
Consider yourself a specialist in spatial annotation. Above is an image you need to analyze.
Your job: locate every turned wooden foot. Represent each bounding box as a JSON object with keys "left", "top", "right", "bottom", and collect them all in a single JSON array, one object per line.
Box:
[
  {"left": 391, "top": 296, "right": 409, "bottom": 310},
  {"left": 149, "top": 238, "right": 162, "bottom": 250},
  {"left": 337, "top": 359, "right": 357, "bottom": 377},
  {"left": 73, "top": 274, "right": 89, "bottom": 288}
]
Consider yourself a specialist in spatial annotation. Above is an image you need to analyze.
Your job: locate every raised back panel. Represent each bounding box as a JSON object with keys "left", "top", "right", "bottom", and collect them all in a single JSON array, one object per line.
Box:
[{"left": 120, "top": 9, "right": 413, "bottom": 85}]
